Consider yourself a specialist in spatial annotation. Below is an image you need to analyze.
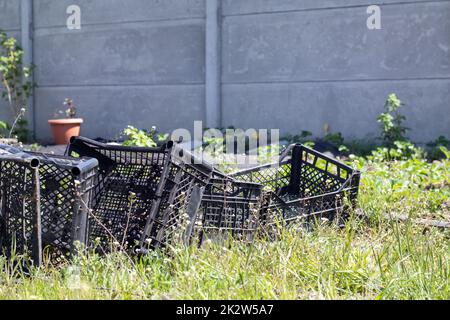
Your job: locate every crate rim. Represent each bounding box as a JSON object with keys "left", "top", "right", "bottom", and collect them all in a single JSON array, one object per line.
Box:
[
  {"left": 0, "top": 149, "right": 98, "bottom": 177},
  {"left": 69, "top": 135, "right": 173, "bottom": 153}
]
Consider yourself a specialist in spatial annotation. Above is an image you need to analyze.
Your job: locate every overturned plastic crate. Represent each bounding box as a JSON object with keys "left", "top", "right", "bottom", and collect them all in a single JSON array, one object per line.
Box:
[
  {"left": 67, "top": 137, "right": 213, "bottom": 252},
  {"left": 139, "top": 146, "right": 216, "bottom": 251},
  {"left": 0, "top": 145, "right": 98, "bottom": 265},
  {"left": 196, "top": 169, "right": 264, "bottom": 244},
  {"left": 231, "top": 144, "right": 360, "bottom": 224}
]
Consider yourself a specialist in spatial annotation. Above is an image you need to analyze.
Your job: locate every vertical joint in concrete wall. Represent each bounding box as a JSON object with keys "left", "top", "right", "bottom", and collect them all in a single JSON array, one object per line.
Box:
[
  {"left": 20, "top": 0, "right": 35, "bottom": 140},
  {"left": 205, "top": 0, "right": 221, "bottom": 129}
]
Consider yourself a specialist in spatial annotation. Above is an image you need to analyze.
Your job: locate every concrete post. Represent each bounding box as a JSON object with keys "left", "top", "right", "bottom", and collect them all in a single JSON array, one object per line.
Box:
[
  {"left": 20, "top": 0, "right": 35, "bottom": 139},
  {"left": 205, "top": 0, "right": 221, "bottom": 129}
]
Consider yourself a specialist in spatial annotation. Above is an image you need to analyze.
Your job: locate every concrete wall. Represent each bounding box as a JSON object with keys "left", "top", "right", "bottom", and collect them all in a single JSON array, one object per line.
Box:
[
  {"left": 32, "top": 0, "right": 205, "bottom": 142},
  {"left": 221, "top": 0, "right": 450, "bottom": 142},
  {"left": 0, "top": 0, "right": 449, "bottom": 143}
]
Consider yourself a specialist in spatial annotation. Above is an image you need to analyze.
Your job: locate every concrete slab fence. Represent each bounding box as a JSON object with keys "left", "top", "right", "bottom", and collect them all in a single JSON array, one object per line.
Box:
[{"left": 0, "top": 0, "right": 449, "bottom": 143}]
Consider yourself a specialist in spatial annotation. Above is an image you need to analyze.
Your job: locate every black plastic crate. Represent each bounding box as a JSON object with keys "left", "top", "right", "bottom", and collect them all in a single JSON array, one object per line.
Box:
[
  {"left": 0, "top": 145, "right": 98, "bottom": 265},
  {"left": 139, "top": 146, "right": 215, "bottom": 251},
  {"left": 231, "top": 144, "right": 360, "bottom": 224},
  {"left": 196, "top": 170, "right": 264, "bottom": 244},
  {"left": 67, "top": 137, "right": 213, "bottom": 252}
]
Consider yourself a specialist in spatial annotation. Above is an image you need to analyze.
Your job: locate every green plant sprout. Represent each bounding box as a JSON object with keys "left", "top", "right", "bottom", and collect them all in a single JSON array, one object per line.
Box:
[{"left": 377, "top": 93, "right": 409, "bottom": 147}]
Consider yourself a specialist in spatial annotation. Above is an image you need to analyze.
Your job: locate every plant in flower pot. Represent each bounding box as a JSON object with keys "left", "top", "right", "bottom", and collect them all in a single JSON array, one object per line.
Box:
[{"left": 48, "top": 98, "right": 83, "bottom": 145}]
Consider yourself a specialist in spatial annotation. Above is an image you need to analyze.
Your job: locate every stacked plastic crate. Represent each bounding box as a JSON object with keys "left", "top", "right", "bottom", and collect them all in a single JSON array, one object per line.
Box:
[
  {"left": 0, "top": 145, "right": 98, "bottom": 265},
  {"left": 67, "top": 137, "right": 215, "bottom": 252},
  {"left": 0, "top": 138, "right": 361, "bottom": 265},
  {"left": 231, "top": 144, "right": 361, "bottom": 225}
]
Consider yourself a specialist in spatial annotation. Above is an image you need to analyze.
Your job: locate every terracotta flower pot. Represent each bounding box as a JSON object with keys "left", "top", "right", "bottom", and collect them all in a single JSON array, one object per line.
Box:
[{"left": 48, "top": 118, "right": 83, "bottom": 145}]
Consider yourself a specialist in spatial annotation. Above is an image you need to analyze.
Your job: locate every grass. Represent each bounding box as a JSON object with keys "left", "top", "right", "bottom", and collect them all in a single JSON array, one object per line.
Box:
[
  {"left": 1, "top": 219, "right": 448, "bottom": 299},
  {"left": 0, "top": 154, "right": 449, "bottom": 300},
  {"left": 354, "top": 155, "right": 449, "bottom": 221}
]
